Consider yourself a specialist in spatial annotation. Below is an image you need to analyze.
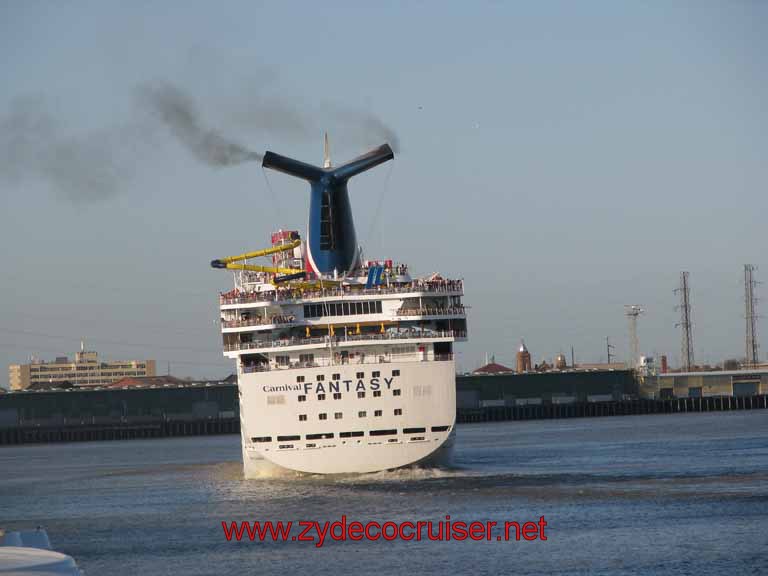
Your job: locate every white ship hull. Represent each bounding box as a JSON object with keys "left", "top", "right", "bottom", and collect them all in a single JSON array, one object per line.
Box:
[{"left": 238, "top": 360, "right": 456, "bottom": 475}]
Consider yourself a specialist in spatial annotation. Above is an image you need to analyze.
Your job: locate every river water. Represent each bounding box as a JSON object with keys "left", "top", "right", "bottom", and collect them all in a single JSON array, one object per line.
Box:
[{"left": 2, "top": 411, "right": 767, "bottom": 575}]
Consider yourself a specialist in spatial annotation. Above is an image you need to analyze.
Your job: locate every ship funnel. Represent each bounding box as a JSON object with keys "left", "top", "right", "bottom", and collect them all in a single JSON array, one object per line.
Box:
[{"left": 262, "top": 141, "right": 394, "bottom": 276}]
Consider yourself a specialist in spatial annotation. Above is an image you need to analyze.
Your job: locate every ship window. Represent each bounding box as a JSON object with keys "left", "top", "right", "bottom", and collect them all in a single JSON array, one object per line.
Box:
[
  {"left": 393, "top": 389, "right": 401, "bottom": 396},
  {"left": 372, "top": 371, "right": 380, "bottom": 378},
  {"left": 373, "top": 390, "right": 382, "bottom": 398},
  {"left": 251, "top": 436, "right": 272, "bottom": 443},
  {"left": 296, "top": 376, "right": 305, "bottom": 383},
  {"left": 299, "top": 414, "right": 307, "bottom": 422},
  {"left": 298, "top": 395, "right": 307, "bottom": 402},
  {"left": 275, "top": 355, "right": 290, "bottom": 366},
  {"left": 363, "top": 302, "right": 370, "bottom": 314},
  {"left": 342, "top": 303, "right": 349, "bottom": 315},
  {"left": 277, "top": 435, "right": 300, "bottom": 442},
  {"left": 318, "top": 394, "right": 326, "bottom": 401},
  {"left": 340, "top": 431, "right": 364, "bottom": 438},
  {"left": 333, "top": 393, "right": 342, "bottom": 400},
  {"left": 356, "top": 372, "right": 364, "bottom": 379},
  {"left": 319, "top": 413, "right": 327, "bottom": 420},
  {"left": 388, "top": 439, "right": 398, "bottom": 443},
  {"left": 431, "top": 425, "right": 450, "bottom": 432},
  {"left": 306, "top": 432, "right": 334, "bottom": 440},
  {"left": 392, "top": 370, "right": 400, "bottom": 376},
  {"left": 374, "top": 410, "right": 382, "bottom": 417},
  {"left": 299, "top": 353, "right": 314, "bottom": 365},
  {"left": 376, "top": 301, "right": 383, "bottom": 313},
  {"left": 334, "top": 412, "right": 343, "bottom": 419},
  {"left": 357, "top": 391, "right": 365, "bottom": 399},
  {"left": 369, "top": 429, "right": 397, "bottom": 437},
  {"left": 316, "top": 374, "right": 324, "bottom": 381},
  {"left": 358, "top": 411, "right": 366, "bottom": 418},
  {"left": 356, "top": 302, "right": 363, "bottom": 314},
  {"left": 305, "top": 443, "right": 316, "bottom": 448},
  {"left": 403, "top": 427, "right": 425, "bottom": 434},
  {"left": 278, "top": 444, "right": 294, "bottom": 449},
  {"left": 332, "top": 373, "right": 341, "bottom": 380},
  {"left": 394, "top": 409, "right": 402, "bottom": 416}
]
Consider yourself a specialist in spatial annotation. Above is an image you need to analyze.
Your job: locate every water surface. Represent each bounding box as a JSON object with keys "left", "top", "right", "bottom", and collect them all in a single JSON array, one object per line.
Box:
[{"left": 2, "top": 411, "right": 767, "bottom": 575}]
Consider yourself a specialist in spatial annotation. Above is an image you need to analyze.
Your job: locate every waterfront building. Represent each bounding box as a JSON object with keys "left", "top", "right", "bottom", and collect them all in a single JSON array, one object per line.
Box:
[{"left": 8, "top": 345, "right": 155, "bottom": 390}]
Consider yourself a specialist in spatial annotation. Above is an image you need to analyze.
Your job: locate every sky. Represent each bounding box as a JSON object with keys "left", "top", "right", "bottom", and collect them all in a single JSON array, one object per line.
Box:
[{"left": 1, "top": 1, "right": 766, "bottom": 384}]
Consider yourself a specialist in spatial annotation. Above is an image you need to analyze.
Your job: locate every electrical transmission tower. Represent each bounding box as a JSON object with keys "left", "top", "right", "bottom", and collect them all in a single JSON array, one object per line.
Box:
[
  {"left": 625, "top": 305, "right": 644, "bottom": 368},
  {"left": 675, "top": 271, "right": 694, "bottom": 371},
  {"left": 744, "top": 264, "right": 760, "bottom": 368}
]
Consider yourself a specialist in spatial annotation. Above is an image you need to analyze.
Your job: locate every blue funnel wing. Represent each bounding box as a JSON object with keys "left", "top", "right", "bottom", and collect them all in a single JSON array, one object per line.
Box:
[
  {"left": 262, "top": 152, "right": 325, "bottom": 181},
  {"left": 331, "top": 144, "right": 394, "bottom": 181}
]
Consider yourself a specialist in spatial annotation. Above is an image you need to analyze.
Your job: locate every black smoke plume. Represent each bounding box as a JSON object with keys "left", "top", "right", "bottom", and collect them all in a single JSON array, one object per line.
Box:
[
  {"left": 0, "top": 97, "right": 136, "bottom": 203},
  {"left": 136, "top": 82, "right": 262, "bottom": 166}
]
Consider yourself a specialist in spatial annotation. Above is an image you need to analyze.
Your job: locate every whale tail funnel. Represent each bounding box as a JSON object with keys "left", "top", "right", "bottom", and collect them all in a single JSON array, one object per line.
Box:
[
  {"left": 262, "top": 140, "right": 393, "bottom": 184},
  {"left": 261, "top": 138, "right": 395, "bottom": 276}
]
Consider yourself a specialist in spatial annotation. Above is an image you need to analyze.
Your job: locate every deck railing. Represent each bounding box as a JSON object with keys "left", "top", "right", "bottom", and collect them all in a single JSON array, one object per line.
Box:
[
  {"left": 225, "top": 330, "right": 467, "bottom": 353},
  {"left": 220, "top": 280, "right": 464, "bottom": 306},
  {"left": 221, "top": 315, "right": 296, "bottom": 329},
  {"left": 394, "top": 306, "right": 467, "bottom": 317}
]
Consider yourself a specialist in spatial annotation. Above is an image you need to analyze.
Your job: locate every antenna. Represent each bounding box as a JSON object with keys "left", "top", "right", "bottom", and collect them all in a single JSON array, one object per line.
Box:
[
  {"left": 745, "top": 264, "right": 760, "bottom": 368},
  {"left": 606, "top": 336, "right": 615, "bottom": 364},
  {"left": 674, "top": 271, "right": 694, "bottom": 371},
  {"left": 323, "top": 132, "right": 332, "bottom": 168},
  {"left": 624, "top": 305, "right": 644, "bottom": 368}
]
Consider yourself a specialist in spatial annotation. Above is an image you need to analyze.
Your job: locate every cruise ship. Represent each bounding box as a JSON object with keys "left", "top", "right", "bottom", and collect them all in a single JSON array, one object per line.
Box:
[{"left": 213, "top": 136, "right": 468, "bottom": 475}]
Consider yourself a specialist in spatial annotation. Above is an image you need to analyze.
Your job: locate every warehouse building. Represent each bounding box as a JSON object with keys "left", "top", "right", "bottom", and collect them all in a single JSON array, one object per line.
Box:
[
  {"left": 642, "top": 369, "right": 768, "bottom": 399},
  {"left": 456, "top": 369, "right": 637, "bottom": 409}
]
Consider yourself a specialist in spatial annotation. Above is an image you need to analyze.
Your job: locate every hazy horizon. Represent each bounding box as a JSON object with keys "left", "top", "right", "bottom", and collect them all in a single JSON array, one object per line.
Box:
[{"left": 2, "top": 1, "right": 766, "bottom": 385}]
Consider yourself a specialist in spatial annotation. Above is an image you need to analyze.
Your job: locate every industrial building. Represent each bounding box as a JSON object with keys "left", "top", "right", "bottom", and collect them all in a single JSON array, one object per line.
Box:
[
  {"left": 8, "top": 345, "right": 155, "bottom": 391},
  {"left": 641, "top": 369, "right": 768, "bottom": 399}
]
